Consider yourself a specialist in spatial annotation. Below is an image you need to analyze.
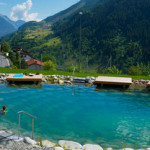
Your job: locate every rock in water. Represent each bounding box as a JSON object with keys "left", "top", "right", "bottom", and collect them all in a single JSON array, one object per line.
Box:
[
  {"left": 59, "top": 80, "right": 64, "bottom": 84},
  {"left": 23, "top": 137, "right": 36, "bottom": 145},
  {"left": 82, "top": 144, "right": 103, "bottom": 150},
  {"left": 42, "top": 140, "right": 55, "bottom": 148},
  {"left": 58, "top": 140, "right": 82, "bottom": 149},
  {"left": 122, "top": 148, "right": 134, "bottom": 150},
  {"left": 54, "top": 147, "right": 64, "bottom": 150}
]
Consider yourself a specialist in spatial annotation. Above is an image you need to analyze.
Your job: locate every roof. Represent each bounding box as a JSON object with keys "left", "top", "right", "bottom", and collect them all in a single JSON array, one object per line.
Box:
[
  {"left": 27, "top": 59, "right": 44, "bottom": 66},
  {"left": 13, "top": 47, "right": 34, "bottom": 59}
]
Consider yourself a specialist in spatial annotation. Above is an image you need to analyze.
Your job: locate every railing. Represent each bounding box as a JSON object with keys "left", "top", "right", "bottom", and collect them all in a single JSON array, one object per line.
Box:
[{"left": 17, "top": 111, "right": 37, "bottom": 139}]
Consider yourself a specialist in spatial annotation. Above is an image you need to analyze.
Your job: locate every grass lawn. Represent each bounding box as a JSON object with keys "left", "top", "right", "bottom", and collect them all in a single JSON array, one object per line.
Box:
[{"left": 0, "top": 67, "right": 150, "bottom": 80}]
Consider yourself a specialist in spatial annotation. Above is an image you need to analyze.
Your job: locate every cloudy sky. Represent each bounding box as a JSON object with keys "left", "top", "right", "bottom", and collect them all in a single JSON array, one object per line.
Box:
[{"left": 0, "top": 0, "right": 80, "bottom": 21}]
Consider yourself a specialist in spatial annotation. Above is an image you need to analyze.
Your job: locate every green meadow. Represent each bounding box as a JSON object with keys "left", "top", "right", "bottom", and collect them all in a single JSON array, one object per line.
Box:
[{"left": 0, "top": 67, "right": 150, "bottom": 80}]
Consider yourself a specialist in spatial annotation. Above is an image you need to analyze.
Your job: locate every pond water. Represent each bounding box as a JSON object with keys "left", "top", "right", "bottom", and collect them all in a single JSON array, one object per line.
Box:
[{"left": 0, "top": 83, "right": 150, "bottom": 149}]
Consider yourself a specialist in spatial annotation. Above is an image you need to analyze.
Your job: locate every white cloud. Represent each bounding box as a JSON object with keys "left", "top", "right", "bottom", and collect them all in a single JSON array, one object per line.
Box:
[
  {"left": 0, "top": 3, "right": 7, "bottom": 5},
  {"left": 10, "top": 0, "right": 40, "bottom": 22}
]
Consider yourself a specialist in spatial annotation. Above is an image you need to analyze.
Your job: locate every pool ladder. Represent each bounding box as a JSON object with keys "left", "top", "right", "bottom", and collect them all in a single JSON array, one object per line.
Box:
[{"left": 17, "top": 111, "right": 37, "bottom": 139}]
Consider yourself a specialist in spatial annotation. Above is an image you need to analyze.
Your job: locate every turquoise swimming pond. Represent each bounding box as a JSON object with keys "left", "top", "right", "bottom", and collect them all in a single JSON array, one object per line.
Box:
[{"left": 0, "top": 83, "right": 150, "bottom": 149}]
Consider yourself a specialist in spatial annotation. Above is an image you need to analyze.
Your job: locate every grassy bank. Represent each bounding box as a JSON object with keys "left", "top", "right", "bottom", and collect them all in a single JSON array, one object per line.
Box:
[{"left": 0, "top": 67, "right": 150, "bottom": 80}]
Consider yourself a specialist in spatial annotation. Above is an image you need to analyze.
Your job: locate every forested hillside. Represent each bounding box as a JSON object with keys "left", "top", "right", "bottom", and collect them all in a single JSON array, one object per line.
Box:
[
  {"left": 53, "top": 0, "right": 150, "bottom": 73},
  {"left": 1, "top": 0, "right": 150, "bottom": 73}
]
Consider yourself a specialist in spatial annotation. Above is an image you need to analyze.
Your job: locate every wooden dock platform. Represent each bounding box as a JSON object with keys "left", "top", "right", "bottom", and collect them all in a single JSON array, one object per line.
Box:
[
  {"left": 7, "top": 74, "right": 43, "bottom": 84},
  {"left": 95, "top": 76, "right": 132, "bottom": 88}
]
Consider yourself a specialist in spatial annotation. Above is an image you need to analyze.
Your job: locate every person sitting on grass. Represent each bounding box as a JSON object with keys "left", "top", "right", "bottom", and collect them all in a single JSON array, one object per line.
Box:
[{"left": 1, "top": 106, "right": 7, "bottom": 113}]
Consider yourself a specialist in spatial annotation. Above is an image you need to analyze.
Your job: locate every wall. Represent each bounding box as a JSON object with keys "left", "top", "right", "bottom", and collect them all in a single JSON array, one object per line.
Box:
[
  {"left": 23, "top": 55, "right": 32, "bottom": 61},
  {"left": 28, "top": 65, "right": 43, "bottom": 70}
]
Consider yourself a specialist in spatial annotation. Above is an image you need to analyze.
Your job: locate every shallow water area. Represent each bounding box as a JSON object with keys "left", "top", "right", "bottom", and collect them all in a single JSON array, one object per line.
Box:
[{"left": 0, "top": 83, "right": 150, "bottom": 149}]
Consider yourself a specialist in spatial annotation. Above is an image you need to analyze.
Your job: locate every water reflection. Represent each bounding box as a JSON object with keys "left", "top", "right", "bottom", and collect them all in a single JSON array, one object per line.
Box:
[
  {"left": 95, "top": 86, "right": 148, "bottom": 93},
  {"left": 95, "top": 86, "right": 129, "bottom": 92},
  {"left": 7, "top": 83, "right": 42, "bottom": 89}
]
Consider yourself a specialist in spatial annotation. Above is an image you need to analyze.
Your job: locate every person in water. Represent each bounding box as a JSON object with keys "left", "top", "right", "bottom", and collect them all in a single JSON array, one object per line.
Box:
[{"left": 1, "top": 106, "right": 7, "bottom": 113}]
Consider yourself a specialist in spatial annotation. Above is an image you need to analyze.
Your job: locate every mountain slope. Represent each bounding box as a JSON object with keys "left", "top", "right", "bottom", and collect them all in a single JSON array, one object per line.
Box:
[
  {"left": 15, "top": 20, "right": 26, "bottom": 28},
  {"left": 0, "top": 14, "right": 25, "bottom": 38},
  {"left": 1, "top": 0, "right": 150, "bottom": 73},
  {"left": 44, "top": 0, "right": 106, "bottom": 23},
  {"left": 0, "top": 0, "right": 107, "bottom": 54},
  {"left": 53, "top": 0, "right": 150, "bottom": 72}
]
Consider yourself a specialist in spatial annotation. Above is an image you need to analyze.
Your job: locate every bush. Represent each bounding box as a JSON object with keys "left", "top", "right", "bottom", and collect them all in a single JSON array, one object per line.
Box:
[
  {"left": 68, "top": 64, "right": 79, "bottom": 72},
  {"left": 12, "top": 65, "right": 17, "bottom": 69},
  {"left": 44, "top": 60, "right": 56, "bottom": 71},
  {"left": 128, "top": 65, "right": 142, "bottom": 75},
  {"left": 106, "top": 66, "right": 122, "bottom": 74},
  {"left": 139, "top": 63, "right": 150, "bottom": 76},
  {"left": 42, "top": 55, "right": 56, "bottom": 63}
]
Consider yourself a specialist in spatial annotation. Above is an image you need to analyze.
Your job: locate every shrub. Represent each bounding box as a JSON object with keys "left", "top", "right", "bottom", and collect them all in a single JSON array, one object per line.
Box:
[
  {"left": 128, "top": 65, "right": 142, "bottom": 75},
  {"left": 44, "top": 60, "right": 56, "bottom": 71},
  {"left": 68, "top": 64, "right": 79, "bottom": 72},
  {"left": 106, "top": 66, "right": 122, "bottom": 74}
]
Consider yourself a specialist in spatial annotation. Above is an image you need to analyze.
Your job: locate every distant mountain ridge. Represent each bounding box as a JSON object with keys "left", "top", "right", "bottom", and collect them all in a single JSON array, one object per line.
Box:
[
  {"left": 0, "top": 14, "right": 25, "bottom": 38},
  {"left": 15, "top": 20, "right": 26, "bottom": 28},
  {"left": 44, "top": 0, "right": 106, "bottom": 23},
  {"left": 10, "top": 0, "right": 107, "bottom": 32}
]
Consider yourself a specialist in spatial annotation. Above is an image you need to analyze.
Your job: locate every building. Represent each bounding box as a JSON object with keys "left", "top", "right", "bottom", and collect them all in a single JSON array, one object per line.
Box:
[
  {"left": 14, "top": 47, "right": 44, "bottom": 70},
  {"left": 27, "top": 59, "right": 44, "bottom": 70},
  {"left": 14, "top": 47, "right": 33, "bottom": 61}
]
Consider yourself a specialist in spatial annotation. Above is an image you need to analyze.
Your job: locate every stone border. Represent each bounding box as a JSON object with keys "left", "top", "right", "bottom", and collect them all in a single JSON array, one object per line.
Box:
[
  {"left": 1, "top": 73, "right": 150, "bottom": 89},
  {"left": 1, "top": 130, "right": 150, "bottom": 150}
]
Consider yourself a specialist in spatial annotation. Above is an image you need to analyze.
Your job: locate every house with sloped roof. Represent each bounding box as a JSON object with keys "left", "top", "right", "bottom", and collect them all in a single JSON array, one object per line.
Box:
[
  {"left": 14, "top": 47, "right": 34, "bottom": 61},
  {"left": 14, "top": 47, "right": 44, "bottom": 70},
  {"left": 27, "top": 59, "right": 44, "bottom": 70}
]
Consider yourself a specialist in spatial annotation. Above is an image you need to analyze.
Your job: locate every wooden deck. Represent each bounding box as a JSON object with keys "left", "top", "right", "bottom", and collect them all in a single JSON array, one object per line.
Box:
[
  {"left": 95, "top": 76, "right": 132, "bottom": 88},
  {"left": 7, "top": 74, "right": 42, "bottom": 83}
]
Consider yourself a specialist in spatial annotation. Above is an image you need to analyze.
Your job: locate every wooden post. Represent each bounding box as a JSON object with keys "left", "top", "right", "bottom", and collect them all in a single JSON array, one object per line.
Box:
[{"left": 123, "top": 85, "right": 126, "bottom": 89}]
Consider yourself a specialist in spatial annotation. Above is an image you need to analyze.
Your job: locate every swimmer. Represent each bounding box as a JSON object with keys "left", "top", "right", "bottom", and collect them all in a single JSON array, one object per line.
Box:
[{"left": 1, "top": 106, "right": 7, "bottom": 113}]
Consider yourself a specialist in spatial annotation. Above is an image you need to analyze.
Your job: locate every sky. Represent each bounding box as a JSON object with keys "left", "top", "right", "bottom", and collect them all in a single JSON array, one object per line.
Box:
[{"left": 0, "top": 0, "right": 80, "bottom": 21}]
